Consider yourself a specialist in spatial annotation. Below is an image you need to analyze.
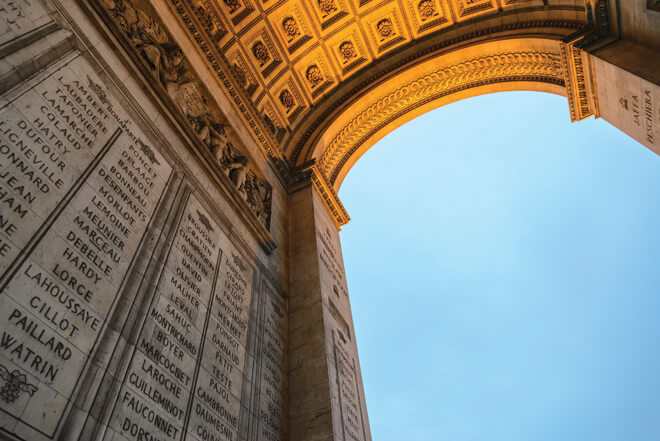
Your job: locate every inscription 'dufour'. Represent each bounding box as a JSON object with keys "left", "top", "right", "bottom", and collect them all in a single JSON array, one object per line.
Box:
[{"left": 0, "top": 55, "right": 172, "bottom": 438}]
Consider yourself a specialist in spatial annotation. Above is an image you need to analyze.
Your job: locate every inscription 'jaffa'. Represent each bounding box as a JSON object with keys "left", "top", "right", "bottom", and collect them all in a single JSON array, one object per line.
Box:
[{"left": 620, "top": 90, "right": 655, "bottom": 145}]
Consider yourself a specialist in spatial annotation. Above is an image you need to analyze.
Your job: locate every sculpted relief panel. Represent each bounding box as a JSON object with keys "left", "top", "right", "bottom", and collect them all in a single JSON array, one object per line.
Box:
[{"left": 96, "top": 0, "right": 272, "bottom": 229}]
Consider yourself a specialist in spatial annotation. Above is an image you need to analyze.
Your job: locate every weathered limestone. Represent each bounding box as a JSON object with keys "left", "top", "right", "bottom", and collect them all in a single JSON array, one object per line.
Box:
[
  {"left": 0, "top": 1, "right": 658, "bottom": 441},
  {"left": 288, "top": 182, "right": 369, "bottom": 441}
]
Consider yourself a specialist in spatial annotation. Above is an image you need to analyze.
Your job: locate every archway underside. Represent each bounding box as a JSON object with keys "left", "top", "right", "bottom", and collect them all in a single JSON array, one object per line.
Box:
[
  {"left": 303, "top": 38, "right": 568, "bottom": 192},
  {"left": 165, "top": 0, "right": 588, "bottom": 174}
]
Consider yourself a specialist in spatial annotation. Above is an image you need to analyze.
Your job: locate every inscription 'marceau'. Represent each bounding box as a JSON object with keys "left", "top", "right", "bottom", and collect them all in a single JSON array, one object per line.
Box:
[{"left": 0, "top": 56, "right": 172, "bottom": 439}]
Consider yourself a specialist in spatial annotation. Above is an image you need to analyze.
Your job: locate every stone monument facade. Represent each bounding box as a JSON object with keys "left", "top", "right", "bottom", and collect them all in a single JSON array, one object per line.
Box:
[{"left": 0, "top": 1, "right": 657, "bottom": 441}]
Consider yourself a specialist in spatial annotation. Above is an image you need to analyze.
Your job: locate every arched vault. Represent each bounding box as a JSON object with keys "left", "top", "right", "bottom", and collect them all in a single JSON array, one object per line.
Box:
[{"left": 123, "top": 0, "right": 657, "bottom": 227}]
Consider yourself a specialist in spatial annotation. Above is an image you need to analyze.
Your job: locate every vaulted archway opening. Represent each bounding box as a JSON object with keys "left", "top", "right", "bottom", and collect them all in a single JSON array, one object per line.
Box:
[{"left": 338, "top": 91, "right": 660, "bottom": 441}]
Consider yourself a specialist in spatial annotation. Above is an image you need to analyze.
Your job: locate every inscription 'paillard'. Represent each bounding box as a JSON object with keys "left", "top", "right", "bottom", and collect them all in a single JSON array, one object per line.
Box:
[{"left": 0, "top": 55, "right": 172, "bottom": 438}]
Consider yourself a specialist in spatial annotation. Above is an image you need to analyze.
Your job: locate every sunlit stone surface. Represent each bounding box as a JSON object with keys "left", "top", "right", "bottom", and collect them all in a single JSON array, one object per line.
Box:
[{"left": 0, "top": 1, "right": 657, "bottom": 440}]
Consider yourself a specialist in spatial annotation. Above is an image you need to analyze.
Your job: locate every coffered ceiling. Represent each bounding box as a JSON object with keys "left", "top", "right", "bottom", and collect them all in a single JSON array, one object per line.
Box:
[{"left": 170, "top": 0, "right": 588, "bottom": 164}]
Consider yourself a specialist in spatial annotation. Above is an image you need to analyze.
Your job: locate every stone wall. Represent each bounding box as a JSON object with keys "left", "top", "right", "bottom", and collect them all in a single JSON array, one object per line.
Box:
[{"left": 0, "top": 1, "right": 289, "bottom": 440}]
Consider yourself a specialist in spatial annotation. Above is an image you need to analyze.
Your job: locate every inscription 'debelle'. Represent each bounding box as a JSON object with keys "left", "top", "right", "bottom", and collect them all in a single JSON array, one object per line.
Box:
[{"left": 0, "top": 55, "right": 172, "bottom": 439}]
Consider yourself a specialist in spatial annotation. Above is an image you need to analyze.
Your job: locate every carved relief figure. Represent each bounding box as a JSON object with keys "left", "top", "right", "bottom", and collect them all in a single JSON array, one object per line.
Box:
[
  {"left": 102, "top": 0, "right": 188, "bottom": 93},
  {"left": 99, "top": 0, "right": 272, "bottom": 228},
  {"left": 376, "top": 18, "right": 394, "bottom": 39},
  {"left": 228, "top": 155, "right": 249, "bottom": 197},
  {"left": 318, "top": 0, "right": 338, "bottom": 17},
  {"left": 279, "top": 89, "right": 296, "bottom": 112},
  {"left": 306, "top": 65, "right": 324, "bottom": 88},
  {"left": 252, "top": 41, "right": 271, "bottom": 66},
  {"left": 338, "top": 41, "right": 356, "bottom": 63},
  {"left": 250, "top": 178, "right": 272, "bottom": 226},
  {"left": 189, "top": 113, "right": 228, "bottom": 152},
  {"left": 282, "top": 16, "right": 300, "bottom": 41},
  {"left": 418, "top": 0, "right": 437, "bottom": 20}
]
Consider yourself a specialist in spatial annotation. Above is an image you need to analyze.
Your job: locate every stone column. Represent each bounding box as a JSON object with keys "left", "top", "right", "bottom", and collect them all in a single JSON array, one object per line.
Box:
[{"left": 288, "top": 176, "right": 371, "bottom": 441}]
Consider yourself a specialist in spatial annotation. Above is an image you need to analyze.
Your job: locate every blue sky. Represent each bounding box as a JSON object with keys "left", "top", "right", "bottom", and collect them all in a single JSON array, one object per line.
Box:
[{"left": 338, "top": 91, "right": 660, "bottom": 441}]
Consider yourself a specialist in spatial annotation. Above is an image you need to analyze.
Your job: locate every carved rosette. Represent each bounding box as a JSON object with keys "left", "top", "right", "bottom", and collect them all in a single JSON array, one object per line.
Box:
[
  {"left": 252, "top": 41, "right": 271, "bottom": 66},
  {"left": 282, "top": 16, "right": 300, "bottom": 40},
  {"left": 376, "top": 18, "right": 394, "bottom": 39},
  {"left": 338, "top": 41, "right": 356, "bottom": 63},
  {"left": 223, "top": 0, "right": 242, "bottom": 13},
  {"left": 279, "top": 89, "right": 296, "bottom": 111},
  {"left": 418, "top": 0, "right": 437, "bottom": 20},
  {"left": 318, "top": 0, "right": 338, "bottom": 17},
  {"left": 306, "top": 65, "right": 324, "bottom": 88}
]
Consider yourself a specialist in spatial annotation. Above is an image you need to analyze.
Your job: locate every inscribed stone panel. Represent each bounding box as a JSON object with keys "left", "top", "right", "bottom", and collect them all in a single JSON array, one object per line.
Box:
[
  {"left": 0, "top": 0, "right": 53, "bottom": 47},
  {"left": 107, "top": 194, "right": 220, "bottom": 441},
  {"left": 0, "top": 54, "right": 172, "bottom": 441}
]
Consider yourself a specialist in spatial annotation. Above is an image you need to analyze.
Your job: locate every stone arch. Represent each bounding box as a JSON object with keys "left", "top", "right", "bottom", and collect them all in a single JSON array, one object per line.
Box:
[{"left": 303, "top": 38, "right": 568, "bottom": 191}]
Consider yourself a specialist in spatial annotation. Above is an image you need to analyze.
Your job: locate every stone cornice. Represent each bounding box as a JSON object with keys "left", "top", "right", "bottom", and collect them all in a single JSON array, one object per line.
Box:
[{"left": 291, "top": 162, "right": 350, "bottom": 229}]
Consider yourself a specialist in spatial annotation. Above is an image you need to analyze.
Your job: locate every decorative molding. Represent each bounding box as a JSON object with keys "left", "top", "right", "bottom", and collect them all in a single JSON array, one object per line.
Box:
[
  {"left": 561, "top": 0, "right": 612, "bottom": 121},
  {"left": 318, "top": 51, "right": 565, "bottom": 185},
  {"left": 561, "top": 43, "right": 595, "bottom": 122},
  {"left": 289, "top": 18, "right": 586, "bottom": 164},
  {"left": 293, "top": 163, "right": 350, "bottom": 229}
]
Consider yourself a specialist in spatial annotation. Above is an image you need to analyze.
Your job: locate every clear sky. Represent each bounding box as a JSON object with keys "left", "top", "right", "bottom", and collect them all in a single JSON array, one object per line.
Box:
[{"left": 338, "top": 91, "right": 660, "bottom": 441}]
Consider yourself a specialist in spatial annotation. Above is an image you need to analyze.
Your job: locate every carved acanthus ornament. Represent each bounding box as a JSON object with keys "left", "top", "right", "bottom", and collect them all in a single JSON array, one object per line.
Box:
[
  {"left": 97, "top": 0, "right": 272, "bottom": 228},
  {"left": 319, "top": 51, "right": 564, "bottom": 186}
]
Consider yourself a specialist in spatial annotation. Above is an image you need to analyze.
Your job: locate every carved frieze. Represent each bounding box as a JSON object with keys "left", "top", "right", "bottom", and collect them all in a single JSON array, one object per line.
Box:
[{"left": 95, "top": 0, "right": 272, "bottom": 228}]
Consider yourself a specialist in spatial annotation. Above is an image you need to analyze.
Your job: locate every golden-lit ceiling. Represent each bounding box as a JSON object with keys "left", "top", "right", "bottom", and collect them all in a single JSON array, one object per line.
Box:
[{"left": 174, "top": 0, "right": 587, "bottom": 161}]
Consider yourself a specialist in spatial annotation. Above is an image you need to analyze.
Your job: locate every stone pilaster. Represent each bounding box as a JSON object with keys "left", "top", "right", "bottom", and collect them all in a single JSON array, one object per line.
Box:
[{"left": 288, "top": 178, "right": 370, "bottom": 441}]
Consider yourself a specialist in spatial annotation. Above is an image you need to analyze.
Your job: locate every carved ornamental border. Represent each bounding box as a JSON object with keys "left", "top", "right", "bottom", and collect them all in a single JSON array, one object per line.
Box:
[
  {"left": 88, "top": 0, "right": 274, "bottom": 240},
  {"left": 293, "top": 163, "right": 350, "bottom": 228},
  {"left": 318, "top": 51, "right": 566, "bottom": 186}
]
